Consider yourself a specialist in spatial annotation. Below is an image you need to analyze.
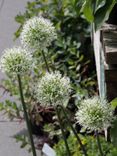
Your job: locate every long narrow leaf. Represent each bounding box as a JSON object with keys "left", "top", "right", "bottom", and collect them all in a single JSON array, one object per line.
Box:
[
  {"left": 82, "top": 0, "right": 94, "bottom": 22},
  {"left": 94, "top": 0, "right": 116, "bottom": 31}
]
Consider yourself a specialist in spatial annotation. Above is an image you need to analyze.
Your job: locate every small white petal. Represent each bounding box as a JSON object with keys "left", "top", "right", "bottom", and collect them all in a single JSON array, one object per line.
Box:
[
  {"left": 75, "top": 97, "right": 114, "bottom": 131},
  {"left": 0, "top": 47, "right": 33, "bottom": 74},
  {"left": 35, "top": 71, "right": 71, "bottom": 107},
  {"left": 20, "top": 16, "right": 57, "bottom": 52}
]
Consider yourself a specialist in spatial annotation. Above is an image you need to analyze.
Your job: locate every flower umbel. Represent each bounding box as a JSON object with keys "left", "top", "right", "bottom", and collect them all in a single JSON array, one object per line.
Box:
[
  {"left": 36, "top": 71, "right": 71, "bottom": 107},
  {"left": 21, "top": 16, "right": 57, "bottom": 51},
  {"left": 0, "top": 47, "right": 33, "bottom": 74},
  {"left": 75, "top": 97, "right": 113, "bottom": 131}
]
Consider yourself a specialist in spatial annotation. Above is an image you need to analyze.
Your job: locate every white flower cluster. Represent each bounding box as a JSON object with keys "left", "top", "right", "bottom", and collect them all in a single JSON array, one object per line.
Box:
[
  {"left": 0, "top": 47, "right": 33, "bottom": 74},
  {"left": 75, "top": 97, "right": 113, "bottom": 131},
  {"left": 21, "top": 16, "right": 57, "bottom": 51},
  {"left": 36, "top": 71, "right": 71, "bottom": 107}
]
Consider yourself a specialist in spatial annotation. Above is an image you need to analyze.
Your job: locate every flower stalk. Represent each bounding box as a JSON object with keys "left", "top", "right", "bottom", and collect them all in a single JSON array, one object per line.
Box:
[
  {"left": 95, "top": 131, "right": 104, "bottom": 156},
  {"left": 59, "top": 105, "right": 87, "bottom": 156},
  {"left": 56, "top": 106, "right": 71, "bottom": 156},
  {"left": 17, "top": 74, "right": 37, "bottom": 156},
  {"left": 41, "top": 50, "right": 50, "bottom": 73},
  {"left": 38, "top": 48, "right": 71, "bottom": 155}
]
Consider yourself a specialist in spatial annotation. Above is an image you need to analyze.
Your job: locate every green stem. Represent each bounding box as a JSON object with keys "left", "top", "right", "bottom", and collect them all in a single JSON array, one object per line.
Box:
[
  {"left": 59, "top": 105, "right": 87, "bottom": 156},
  {"left": 41, "top": 50, "right": 50, "bottom": 73},
  {"left": 17, "top": 74, "right": 37, "bottom": 156},
  {"left": 95, "top": 131, "right": 104, "bottom": 156},
  {"left": 56, "top": 107, "right": 71, "bottom": 156}
]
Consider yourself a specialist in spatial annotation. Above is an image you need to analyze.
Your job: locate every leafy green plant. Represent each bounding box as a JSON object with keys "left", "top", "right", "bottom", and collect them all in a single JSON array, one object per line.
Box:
[
  {"left": 14, "top": 0, "right": 96, "bottom": 98},
  {"left": 0, "top": 1, "right": 117, "bottom": 155},
  {"left": 54, "top": 133, "right": 117, "bottom": 156},
  {"left": 78, "top": 0, "right": 117, "bottom": 30},
  {"left": 110, "top": 98, "right": 117, "bottom": 147},
  {"left": 0, "top": 0, "right": 97, "bottom": 126},
  {"left": 0, "top": 100, "right": 22, "bottom": 120},
  {"left": 14, "top": 135, "right": 31, "bottom": 152}
]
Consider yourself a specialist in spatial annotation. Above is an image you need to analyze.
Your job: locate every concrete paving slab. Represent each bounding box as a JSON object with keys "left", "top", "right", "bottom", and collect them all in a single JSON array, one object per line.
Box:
[
  {"left": 0, "top": 121, "right": 41, "bottom": 156},
  {"left": 0, "top": 1, "right": 45, "bottom": 156}
]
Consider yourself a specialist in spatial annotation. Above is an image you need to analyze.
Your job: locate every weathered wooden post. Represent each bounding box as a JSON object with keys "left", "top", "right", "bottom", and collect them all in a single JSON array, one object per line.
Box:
[
  {"left": 93, "top": 5, "right": 117, "bottom": 102},
  {"left": 102, "top": 24, "right": 117, "bottom": 101},
  {"left": 93, "top": 29, "right": 106, "bottom": 99},
  {"left": 93, "top": 5, "right": 117, "bottom": 140}
]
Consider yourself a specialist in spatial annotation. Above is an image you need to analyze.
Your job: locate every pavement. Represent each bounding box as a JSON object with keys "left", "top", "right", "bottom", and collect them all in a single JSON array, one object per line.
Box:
[
  {"left": 0, "top": 0, "right": 42, "bottom": 155},
  {"left": 0, "top": 112, "right": 42, "bottom": 156}
]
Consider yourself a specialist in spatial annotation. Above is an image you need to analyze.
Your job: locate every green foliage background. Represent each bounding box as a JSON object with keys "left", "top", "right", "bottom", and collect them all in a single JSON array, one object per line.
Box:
[
  {"left": 0, "top": 0, "right": 98, "bottom": 126},
  {"left": 1, "top": 0, "right": 117, "bottom": 121},
  {"left": 1, "top": 0, "right": 117, "bottom": 153},
  {"left": 15, "top": 0, "right": 97, "bottom": 99},
  {"left": 79, "top": 0, "right": 116, "bottom": 30},
  {"left": 54, "top": 134, "right": 117, "bottom": 156}
]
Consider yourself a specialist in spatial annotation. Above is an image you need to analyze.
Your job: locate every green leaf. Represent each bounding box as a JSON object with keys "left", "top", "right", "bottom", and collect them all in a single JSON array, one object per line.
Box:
[
  {"left": 82, "top": 0, "right": 94, "bottom": 22},
  {"left": 15, "top": 14, "right": 25, "bottom": 24},
  {"left": 111, "top": 118, "right": 117, "bottom": 147},
  {"left": 95, "top": 0, "right": 106, "bottom": 12},
  {"left": 111, "top": 98, "right": 117, "bottom": 109},
  {"left": 94, "top": 0, "right": 116, "bottom": 31}
]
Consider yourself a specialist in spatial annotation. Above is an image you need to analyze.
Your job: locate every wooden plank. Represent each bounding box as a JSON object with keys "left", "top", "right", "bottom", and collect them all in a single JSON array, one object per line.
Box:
[
  {"left": 93, "top": 29, "right": 106, "bottom": 98},
  {"left": 105, "top": 44, "right": 117, "bottom": 51},
  {"left": 106, "top": 82, "right": 117, "bottom": 101},
  {"left": 105, "top": 66, "right": 117, "bottom": 82},
  {"left": 101, "top": 23, "right": 117, "bottom": 31},
  {"left": 105, "top": 66, "right": 117, "bottom": 100},
  {"left": 105, "top": 49, "right": 117, "bottom": 64},
  {"left": 103, "top": 31, "right": 117, "bottom": 40},
  {"left": 102, "top": 24, "right": 117, "bottom": 64}
]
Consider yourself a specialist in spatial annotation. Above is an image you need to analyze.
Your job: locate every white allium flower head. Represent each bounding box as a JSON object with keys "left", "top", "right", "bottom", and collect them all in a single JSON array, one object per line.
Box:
[
  {"left": 0, "top": 47, "right": 33, "bottom": 74},
  {"left": 20, "top": 16, "right": 57, "bottom": 51},
  {"left": 36, "top": 71, "right": 71, "bottom": 107},
  {"left": 75, "top": 97, "right": 114, "bottom": 131}
]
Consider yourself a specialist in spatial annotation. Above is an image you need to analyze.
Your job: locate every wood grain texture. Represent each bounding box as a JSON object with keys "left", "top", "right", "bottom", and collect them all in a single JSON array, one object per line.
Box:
[
  {"left": 105, "top": 67, "right": 117, "bottom": 82},
  {"left": 102, "top": 24, "right": 117, "bottom": 64},
  {"left": 105, "top": 66, "right": 117, "bottom": 100},
  {"left": 106, "top": 82, "right": 117, "bottom": 101}
]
